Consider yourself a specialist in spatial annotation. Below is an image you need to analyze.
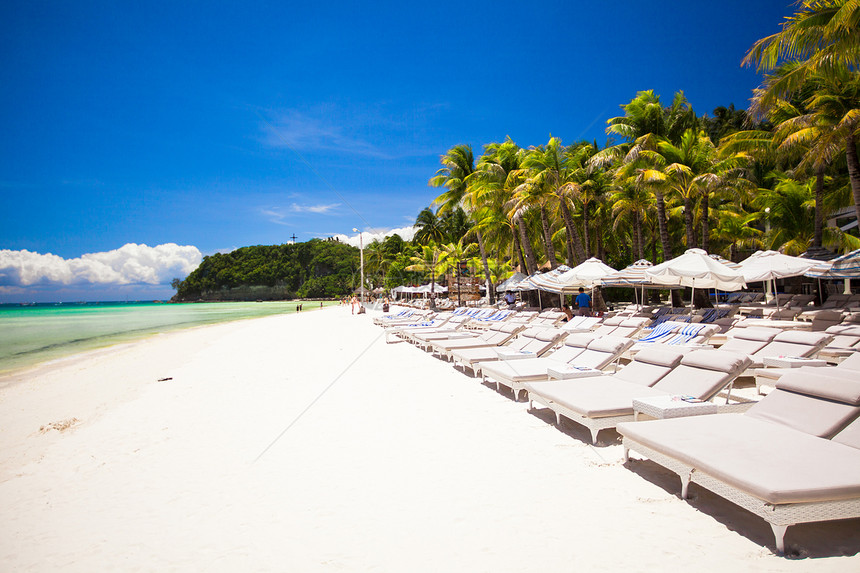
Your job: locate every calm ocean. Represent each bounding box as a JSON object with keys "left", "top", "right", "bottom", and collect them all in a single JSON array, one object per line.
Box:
[{"left": 0, "top": 301, "right": 333, "bottom": 375}]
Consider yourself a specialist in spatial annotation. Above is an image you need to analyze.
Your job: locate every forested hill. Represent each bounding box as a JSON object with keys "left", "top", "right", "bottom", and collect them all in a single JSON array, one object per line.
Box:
[{"left": 171, "top": 239, "right": 360, "bottom": 301}]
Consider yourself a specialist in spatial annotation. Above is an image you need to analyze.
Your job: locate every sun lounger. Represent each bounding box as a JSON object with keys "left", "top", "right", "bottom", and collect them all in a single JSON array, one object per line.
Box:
[
  {"left": 428, "top": 323, "right": 524, "bottom": 359},
  {"left": 561, "top": 315, "right": 602, "bottom": 332},
  {"left": 754, "top": 351, "right": 860, "bottom": 393},
  {"left": 817, "top": 325, "right": 860, "bottom": 362},
  {"left": 715, "top": 326, "right": 781, "bottom": 354},
  {"left": 618, "top": 370, "right": 860, "bottom": 553},
  {"left": 525, "top": 349, "right": 751, "bottom": 444},
  {"left": 397, "top": 313, "right": 475, "bottom": 344},
  {"left": 530, "top": 311, "right": 566, "bottom": 327},
  {"left": 746, "top": 330, "right": 834, "bottom": 369},
  {"left": 374, "top": 309, "right": 436, "bottom": 326},
  {"left": 607, "top": 317, "right": 651, "bottom": 338},
  {"left": 449, "top": 327, "right": 567, "bottom": 376},
  {"left": 479, "top": 335, "right": 634, "bottom": 401}
]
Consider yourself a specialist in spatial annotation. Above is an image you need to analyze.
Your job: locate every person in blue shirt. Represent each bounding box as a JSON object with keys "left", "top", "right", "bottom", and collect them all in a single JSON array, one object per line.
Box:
[{"left": 575, "top": 287, "right": 592, "bottom": 316}]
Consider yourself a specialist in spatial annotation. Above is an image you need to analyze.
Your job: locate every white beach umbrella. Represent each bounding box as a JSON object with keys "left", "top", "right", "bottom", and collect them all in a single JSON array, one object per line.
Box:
[
  {"left": 646, "top": 248, "right": 746, "bottom": 311},
  {"left": 602, "top": 259, "right": 655, "bottom": 308},
  {"left": 829, "top": 248, "right": 860, "bottom": 278},
  {"left": 496, "top": 271, "right": 527, "bottom": 292},
  {"left": 558, "top": 258, "right": 617, "bottom": 288},
  {"left": 527, "top": 265, "right": 575, "bottom": 294},
  {"left": 738, "top": 250, "right": 819, "bottom": 282},
  {"left": 804, "top": 249, "right": 860, "bottom": 296},
  {"left": 709, "top": 253, "right": 741, "bottom": 270},
  {"left": 738, "top": 250, "right": 819, "bottom": 303}
]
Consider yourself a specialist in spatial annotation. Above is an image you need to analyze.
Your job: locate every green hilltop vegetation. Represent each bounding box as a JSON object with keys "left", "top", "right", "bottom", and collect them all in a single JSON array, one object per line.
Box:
[{"left": 171, "top": 239, "right": 362, "bottom": 301}]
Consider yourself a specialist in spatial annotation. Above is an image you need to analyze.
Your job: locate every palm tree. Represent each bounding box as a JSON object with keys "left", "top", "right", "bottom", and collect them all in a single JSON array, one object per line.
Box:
[
  {"left": 413, "top": 207, "right": 446, "bottom": 245},
  {"left": 566, "top": 142, "right": 609, "bottom": 258},
  {"left": 742, "top": 0, "right": 860, "bottom": 107},
  {"left": 709, "top": 205, "right": 764, "bottom": 262},
  {"left": 745, "top": 63, "right": 860, "bottom": 247},
  {"left": 522, "top": 137, "right": 588, "bottom": 264},
  {"left": 780, "top": 68, "right": 860, "bottom": 232},
  {"left": 610, "top": 181, "right": 653, "bottom": 261},
  {"left": 743, "top": 2, "right": 860, "bottom": 227},
  {"left": 405, "top": 243, "right": 444, "bottom": 306},
  {"left": 430, "top": 144, "right": 496, "bottom": 302},
  {"left": 512, "top": 173, "right": 558, "bottom": 269},
  {"left": 594, "top": 90, "right": 697, "bottom": 261},
  {"left": 472, "top": 138, "right": 539, "bottom": 274}
]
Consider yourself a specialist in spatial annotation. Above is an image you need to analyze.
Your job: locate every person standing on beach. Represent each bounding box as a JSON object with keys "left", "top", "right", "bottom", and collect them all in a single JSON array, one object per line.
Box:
[
  {"left": 350, "top": 295, "right": 358, "bottom": 315},
  {"left": 575, "top": 287, "right": 591, "bottom": 316}
]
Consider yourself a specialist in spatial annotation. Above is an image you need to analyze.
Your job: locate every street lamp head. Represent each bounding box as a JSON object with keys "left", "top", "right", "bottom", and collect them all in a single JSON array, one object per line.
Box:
[{"left": 352, "top": 228, "right": 358, "bottom": 233}]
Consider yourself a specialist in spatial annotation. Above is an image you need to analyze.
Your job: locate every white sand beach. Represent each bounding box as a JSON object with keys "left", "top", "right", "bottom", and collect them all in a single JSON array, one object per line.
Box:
[{"left": 1, "top": 306, "right": 858, "bottom": 572}]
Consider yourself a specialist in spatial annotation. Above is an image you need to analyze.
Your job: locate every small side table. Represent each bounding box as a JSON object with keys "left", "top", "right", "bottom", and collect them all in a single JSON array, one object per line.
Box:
[
  {"left": 761, "top": 356, "right": 827, "bottom": 368},
  {"left": 495, "top": 348, "right": 537, "bottom": 361},
  {"left": 632, "top": 395, "right": 718, "bottom": 421},
  {"left": 546, "top": 365, "right": 604, "bottom": 380}
]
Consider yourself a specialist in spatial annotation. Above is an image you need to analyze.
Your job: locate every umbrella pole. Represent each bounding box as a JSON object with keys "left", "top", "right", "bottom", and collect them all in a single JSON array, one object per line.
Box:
[{"left": 690, "top": 285, "right": 695, "bottom": 315}]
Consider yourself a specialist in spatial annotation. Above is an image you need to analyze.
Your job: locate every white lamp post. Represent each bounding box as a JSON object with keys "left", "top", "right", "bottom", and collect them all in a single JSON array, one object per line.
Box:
[{"left": 353, "top": 228, "right": 364, "bottom": 303}]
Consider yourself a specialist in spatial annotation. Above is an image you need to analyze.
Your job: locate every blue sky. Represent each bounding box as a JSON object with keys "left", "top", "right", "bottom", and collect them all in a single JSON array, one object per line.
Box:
[{"left": 1, "top": 1, "right": 795, "bottom": 301}]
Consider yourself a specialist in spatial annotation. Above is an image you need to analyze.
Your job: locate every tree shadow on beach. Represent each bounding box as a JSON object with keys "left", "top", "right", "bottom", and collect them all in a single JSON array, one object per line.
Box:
[{"left": 624, "top": 457, "right": 860, "bottom": 559}]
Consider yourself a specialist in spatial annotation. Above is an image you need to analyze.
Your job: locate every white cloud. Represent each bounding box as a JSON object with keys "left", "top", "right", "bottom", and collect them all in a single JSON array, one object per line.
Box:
[
  {"left": 261, "top": 208, "right": 288, "bottom": 225},
  {"left": 0, "top": 243, "right": 202, "bottom": 287},
  {"left": 333, "top": 226, "right": 416, "bottom": 247},
  {"left": 261, "top": 110, "right": 387, "bottom": 158},
  {"left": 291, "top": 203, "right": 340, "bottom": 214}
]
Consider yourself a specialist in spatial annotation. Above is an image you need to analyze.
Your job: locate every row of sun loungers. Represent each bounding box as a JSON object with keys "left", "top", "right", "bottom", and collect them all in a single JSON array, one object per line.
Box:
[
  {"left": 373, "top": 303, "right": 859, "bottom": 554},
  {"left": 480, "top": 334, "right": 634, "bottom": 401}
]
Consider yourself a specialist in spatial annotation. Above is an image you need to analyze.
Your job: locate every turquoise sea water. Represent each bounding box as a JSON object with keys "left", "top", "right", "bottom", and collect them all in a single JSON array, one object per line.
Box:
[{"left": 0, "top": 301, "right": 335, "bottom": 375}]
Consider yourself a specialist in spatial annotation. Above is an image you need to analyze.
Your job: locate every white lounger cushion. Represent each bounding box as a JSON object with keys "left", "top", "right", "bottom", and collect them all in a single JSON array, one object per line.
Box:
[
  {"left": 649, "top": 350, "right": 750, "bottom": 398},
  {"left": 619, "top": 414, "right": 860, "bottom": 504},
  {"left": 614, "top": 347, "right": 685, "bottom": 387}
]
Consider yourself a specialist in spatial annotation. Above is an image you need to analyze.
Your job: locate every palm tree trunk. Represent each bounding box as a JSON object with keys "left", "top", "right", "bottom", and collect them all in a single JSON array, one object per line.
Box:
[
  {"left": 476, "top": 230, "right": 494, "bottom": 304},
  {"left": 564, "top": 233, "right": 575, "bottom": 267},
  {"left": 517, "top": 216, "right": 538, "bottom": 274},
  {"left": 557, "top": 198, "right": 586, "bottom": 263},
  {"left": 849, "top": 133, "right": 860, "bottom": 228},
  {"left": 630, "top": 212, "right": 639, "bottom": 260},
  {"left": 511, "top": 227, "right": 527, "bottom": 273},
  {"left": 701, "top": 191, "right": 710, "bottom": 252},
  {"left": 655, "top": 190, "right": 672, "bottom": 261},
  {"left": 684, "top": 195, "right": 696, "bottom": 249},
  {"left": 814, "top": 165, "right": 824, "bottom": 249},
  {"left": 539, "top": 205, "right": 557, "bottom": 269},
  {"left": 635, "top": 212, "right": 644, "bottom": 260},
  {"left": 582, "top": 203, "right": 591, "bottom": 258}
]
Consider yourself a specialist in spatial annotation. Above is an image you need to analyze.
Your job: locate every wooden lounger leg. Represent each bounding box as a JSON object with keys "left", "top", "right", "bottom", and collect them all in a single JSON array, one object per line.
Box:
[
  {"left": 622, "top": 446, "right": 630, "bottom": 463},
  {"left": 589, "top": 428, "right": 599, "bottom": 444},
  {"left": 771, "top": 524, "right": 789, "bottom": 554}
]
